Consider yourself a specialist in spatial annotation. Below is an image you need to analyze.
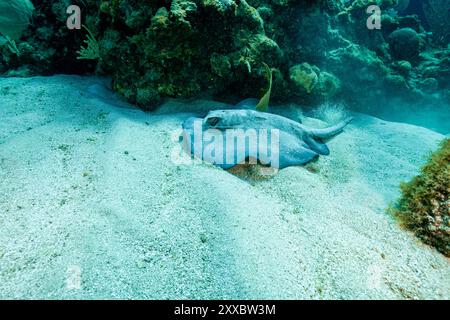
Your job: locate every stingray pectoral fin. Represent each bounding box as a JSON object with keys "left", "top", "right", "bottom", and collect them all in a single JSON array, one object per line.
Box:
[
  {"left": 182, "top": 117, "right": 203, "bottom": 130},
  {"left": 234, "top": 98, "right": 259, "bottom": 109},
  {"left": 310, "top": 117, "right": 353, "bottom": 139},
  {"left": 217, "top": 137, "right": 249, "bottom": 169},
  {"left": 276, "top": 131, "right": 320, "bottom": 168},
  {"left": 304, "top": 135, "right": 330, "bottom": 155}
]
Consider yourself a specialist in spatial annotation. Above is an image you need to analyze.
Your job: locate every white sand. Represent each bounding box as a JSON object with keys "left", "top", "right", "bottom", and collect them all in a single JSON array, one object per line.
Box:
[{"left": 0, "top": 75, "right": 448, "bottom": 299}]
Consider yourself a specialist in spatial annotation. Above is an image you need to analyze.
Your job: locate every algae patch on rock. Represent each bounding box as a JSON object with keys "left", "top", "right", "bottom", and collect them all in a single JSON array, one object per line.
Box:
[
  {"left": 392, "top": 139, "right": 450, "bottom": 257},
  {"left": 0, "top": 0, "right": 34, "bottom": 40}
]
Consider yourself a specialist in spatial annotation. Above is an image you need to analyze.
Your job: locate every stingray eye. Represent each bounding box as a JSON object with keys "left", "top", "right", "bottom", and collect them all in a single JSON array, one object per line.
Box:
[{"left": 206, "top": 117, "right": 220, "bottom": 127}]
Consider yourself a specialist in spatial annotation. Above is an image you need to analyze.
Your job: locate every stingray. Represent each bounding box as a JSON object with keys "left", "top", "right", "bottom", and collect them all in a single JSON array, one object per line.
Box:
[{"left": 181, "top": 107, "right": 352, "bottom": 170}]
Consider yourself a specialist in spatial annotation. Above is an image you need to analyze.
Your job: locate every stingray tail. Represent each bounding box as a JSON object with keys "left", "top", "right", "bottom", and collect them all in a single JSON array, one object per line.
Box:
[{"left": 310, "top": 117, "right": 353, "bottom": 139}]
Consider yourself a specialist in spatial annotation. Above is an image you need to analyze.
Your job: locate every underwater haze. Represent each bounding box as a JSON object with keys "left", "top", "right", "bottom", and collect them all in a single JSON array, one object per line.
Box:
[{"left": 0, "top": 0, "right": 449, "bottom": 300}]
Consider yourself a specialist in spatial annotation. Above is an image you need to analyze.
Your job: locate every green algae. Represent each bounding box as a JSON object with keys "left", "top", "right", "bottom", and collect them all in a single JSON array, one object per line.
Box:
[{"left": 392, "top": 139, "right": 450, "bottom": 257}]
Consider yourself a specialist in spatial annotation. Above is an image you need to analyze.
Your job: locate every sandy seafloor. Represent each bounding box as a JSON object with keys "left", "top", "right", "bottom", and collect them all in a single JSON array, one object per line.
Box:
[{"left": 0, "top": 75, "right": 448, "bottom": 299}]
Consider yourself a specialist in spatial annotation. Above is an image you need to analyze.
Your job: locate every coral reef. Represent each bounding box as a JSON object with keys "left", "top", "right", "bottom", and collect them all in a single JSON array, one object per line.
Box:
[
  {"left": 289, "top": 63, "right": 340, "bottom": 102},
  {"left": 0, "top": 0, "right": 449, "bottom": 111},
  {"left": 0, "top": 0, "right": 97, "bottom": 76},
  {"left": 0, "top": 0, "right": 34, "bottom": 40},
  {"left": 95, "top": 0, "right": 283, "bottom": 108},
  {"left": 424, "top": 0, "right": 450, "bottom": 45},
  {"left": 290, "top": 63, "right": 319, "bottom": 95},
  {"left": 392, "top": 139, "right": 450, "bottom": 257}
]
